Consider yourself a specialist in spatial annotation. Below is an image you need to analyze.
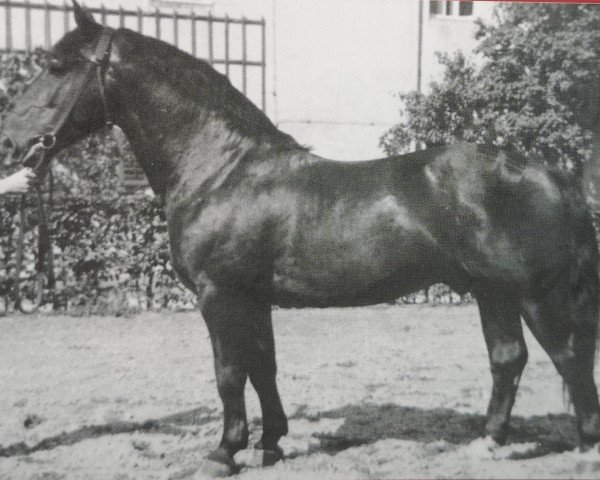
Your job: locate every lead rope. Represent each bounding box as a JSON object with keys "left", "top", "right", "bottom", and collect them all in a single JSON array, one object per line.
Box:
[{"left": 15, "top": 146, "right": 53, "bottom": 311}]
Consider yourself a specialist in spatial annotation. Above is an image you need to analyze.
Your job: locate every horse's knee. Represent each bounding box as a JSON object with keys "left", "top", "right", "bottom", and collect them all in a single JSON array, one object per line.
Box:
[
  {"left": 489, "top": 339, "right": 528, "bottom": 376},
  {"left": 215, "top": 364, "right": 246, "bottom": 399}
]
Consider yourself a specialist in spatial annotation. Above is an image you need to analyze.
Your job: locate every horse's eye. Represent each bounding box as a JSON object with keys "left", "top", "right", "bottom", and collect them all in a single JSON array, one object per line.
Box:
[{"left": 48, "top": 57, "right": 66, "bottom": 73}]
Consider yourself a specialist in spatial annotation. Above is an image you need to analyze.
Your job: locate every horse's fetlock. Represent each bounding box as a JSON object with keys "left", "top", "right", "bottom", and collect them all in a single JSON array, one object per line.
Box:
[
  {"left": 484, "top": 416, "right": 509, "bottom": 445},
  {"left": 580, "top": 412, "right": 600, "bottom": 443},
  {"left": 264, "top": 419, "right": 288, "bottom": 438},
  {"left": 223, "top": 422, "right": 249, "bottom": 452}
]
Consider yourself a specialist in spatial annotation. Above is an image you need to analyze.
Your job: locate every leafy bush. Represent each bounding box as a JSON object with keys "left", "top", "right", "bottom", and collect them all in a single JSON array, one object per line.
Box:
[{"left": 0, "top": 194, "right": 196, "bottom": 314}]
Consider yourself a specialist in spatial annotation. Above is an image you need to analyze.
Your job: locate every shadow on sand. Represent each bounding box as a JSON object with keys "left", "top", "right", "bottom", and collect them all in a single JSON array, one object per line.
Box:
[
  {"left": 0, "top": 403, "right": 578, "bottom": 461},
  {"left": 0, "top": 406, "right": 219, "bottom": 458},
  {"left": 302, "top": 404, "right": 578, "bottom": 460}
]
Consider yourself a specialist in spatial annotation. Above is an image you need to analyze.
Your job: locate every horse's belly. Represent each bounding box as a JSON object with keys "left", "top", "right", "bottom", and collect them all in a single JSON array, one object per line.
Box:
[
  {"left": 273, "top": 273, "right": 430, "bottom": 308},
  {"left": 272, "top": 233, "right": 438, "bottom": 308}
]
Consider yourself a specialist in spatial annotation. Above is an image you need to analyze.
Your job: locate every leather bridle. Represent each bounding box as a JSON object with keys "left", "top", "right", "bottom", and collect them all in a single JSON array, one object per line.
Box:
[{"left": 22, "top": 27, "right": 114, "bottom": 170}]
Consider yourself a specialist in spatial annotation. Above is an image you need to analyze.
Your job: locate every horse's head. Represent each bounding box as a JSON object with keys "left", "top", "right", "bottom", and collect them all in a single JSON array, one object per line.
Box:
[{"left": 0, "top": 1, "right": 113, "bottom": 166}]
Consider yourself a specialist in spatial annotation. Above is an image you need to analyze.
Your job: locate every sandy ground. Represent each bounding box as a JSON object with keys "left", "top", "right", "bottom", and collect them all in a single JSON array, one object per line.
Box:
[{"left": 1, "top": 304, "right": 600, "bottom": 479}]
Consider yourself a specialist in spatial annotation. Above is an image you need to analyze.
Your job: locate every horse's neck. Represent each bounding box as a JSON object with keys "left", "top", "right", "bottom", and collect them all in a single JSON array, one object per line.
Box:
[
  {"left": 109, "top": 53, "right": 275, "bottom": 196},
  {"left": 114, "top": 100, "right": 257, "bottom": 195}
]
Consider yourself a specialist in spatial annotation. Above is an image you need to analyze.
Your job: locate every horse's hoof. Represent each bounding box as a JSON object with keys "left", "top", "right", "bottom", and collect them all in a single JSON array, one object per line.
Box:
[
  {"left": 259, "top": 446, "right": 284, "bottom": 466},
  {"left": 254, "top": 441, "right": 284, "bottom": 466},
  {"left": 235, "top": 446, "right": 283, "bottom": 468},
  {"left": 578, "top": 440, "right": 600, "bottom": 454},
  {"left": 195, "top": 453, "right": 239, "bottom": 478},
  {"left": 463, "top": 436, "right": 499, "bottom": 458}
]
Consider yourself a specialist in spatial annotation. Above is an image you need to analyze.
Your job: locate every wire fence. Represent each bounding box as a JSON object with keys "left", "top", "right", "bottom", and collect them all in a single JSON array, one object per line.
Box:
[{"left": 0, "top": 0, "right": 266, "bottom": 111}]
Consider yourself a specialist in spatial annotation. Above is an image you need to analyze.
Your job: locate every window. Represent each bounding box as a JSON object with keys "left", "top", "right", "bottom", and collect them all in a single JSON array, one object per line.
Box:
[
  {"left": 459, "top": 2, "right": 474, "bottom": 16},
  {"left": 430, "top": 0, "right": 442, "bottom": 15},
  {"left": 430, "top": 1, "right": 474, "bottom": 18},
  {"left": 445, "top": 1, "right": 453, "bottom": 16}
]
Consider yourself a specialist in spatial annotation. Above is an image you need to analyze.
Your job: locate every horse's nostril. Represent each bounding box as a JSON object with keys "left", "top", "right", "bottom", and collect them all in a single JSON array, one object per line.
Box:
[{"left": 2, "top": 137, "right": 14, "bottom": 149}]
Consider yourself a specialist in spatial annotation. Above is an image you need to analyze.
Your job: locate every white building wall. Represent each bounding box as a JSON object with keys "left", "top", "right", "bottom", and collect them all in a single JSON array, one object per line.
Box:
[
  {"left": 215, "top": 0, "right": 421, "bottom": 160},
  {"left": 2, "top": 0, "right": 498, "bottom": 159},
  {"left": 421, "top": 0, "right": 495, "bottom": 89}
]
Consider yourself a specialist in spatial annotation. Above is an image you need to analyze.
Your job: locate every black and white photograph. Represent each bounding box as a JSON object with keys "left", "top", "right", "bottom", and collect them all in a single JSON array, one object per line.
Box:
[{"left": 0, "top": 0, "right": 600, "bottom": 478}]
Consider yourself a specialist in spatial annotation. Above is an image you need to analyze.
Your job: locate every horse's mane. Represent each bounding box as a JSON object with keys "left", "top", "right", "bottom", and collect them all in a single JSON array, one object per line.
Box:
[{"left": 117, "top": 29, "right": 304, "bottom": 151}]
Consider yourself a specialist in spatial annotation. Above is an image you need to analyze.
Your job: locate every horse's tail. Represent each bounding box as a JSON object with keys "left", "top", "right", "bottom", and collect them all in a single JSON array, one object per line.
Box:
[
  {"left": 556, "top": 177, "right": 600, "bottom": 409},
  {"left": 560, "top": 176, "right": 600, "bottom": 371}
]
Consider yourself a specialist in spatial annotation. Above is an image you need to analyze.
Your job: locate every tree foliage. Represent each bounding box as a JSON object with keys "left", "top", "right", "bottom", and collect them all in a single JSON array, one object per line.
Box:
[{"left": 381, "top": 3, "right": 600, "bottom": 173}]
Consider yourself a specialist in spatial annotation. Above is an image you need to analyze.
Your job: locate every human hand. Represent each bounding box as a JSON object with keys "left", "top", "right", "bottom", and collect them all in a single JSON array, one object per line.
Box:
[{"left": 0, "top": 168, "right": 36, "bottom": 195}]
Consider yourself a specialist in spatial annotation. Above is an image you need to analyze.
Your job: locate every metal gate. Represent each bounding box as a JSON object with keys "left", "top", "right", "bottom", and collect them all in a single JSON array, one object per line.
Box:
[{"left": 1, "top": 0, "right": 267, "bottom": 191}]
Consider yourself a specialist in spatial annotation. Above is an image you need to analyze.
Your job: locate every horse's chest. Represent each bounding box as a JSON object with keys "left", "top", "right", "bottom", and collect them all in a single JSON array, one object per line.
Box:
[{"left": 166, "top": 194, "right": 279, "bottom": 289}]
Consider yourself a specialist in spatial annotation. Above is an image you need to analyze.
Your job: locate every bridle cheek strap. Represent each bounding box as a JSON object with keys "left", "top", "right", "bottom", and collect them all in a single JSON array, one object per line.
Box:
[
  {"left": 84, "top": 28, "right": 114, "bottom": 128},
  {"left": 47, "top": 28, "right": 114, "bottom": 140},
  {"left": 22, "top": 28, "right": 113, "bottom": 169}
]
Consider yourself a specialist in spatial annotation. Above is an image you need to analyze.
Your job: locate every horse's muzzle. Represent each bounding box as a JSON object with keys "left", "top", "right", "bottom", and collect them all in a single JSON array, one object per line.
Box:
[{"left": 0, "top": 133, "right": 56, "bottom": 167}]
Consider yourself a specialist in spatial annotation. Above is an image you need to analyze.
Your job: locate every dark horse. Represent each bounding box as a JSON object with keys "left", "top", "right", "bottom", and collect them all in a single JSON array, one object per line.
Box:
[{"left": 2, "top": 2, "right": 600, "bottom": 476}]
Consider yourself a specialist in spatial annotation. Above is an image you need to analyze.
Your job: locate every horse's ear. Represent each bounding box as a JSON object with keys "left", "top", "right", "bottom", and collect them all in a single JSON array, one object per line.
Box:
[{"left": 72, "top": 0, "right": 100, "bottom": 35}]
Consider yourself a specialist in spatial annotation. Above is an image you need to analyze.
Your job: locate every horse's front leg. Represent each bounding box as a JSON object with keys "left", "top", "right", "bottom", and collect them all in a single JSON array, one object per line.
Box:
[{"left": 198, "top": 285, "right": 250, "bottom": 477}]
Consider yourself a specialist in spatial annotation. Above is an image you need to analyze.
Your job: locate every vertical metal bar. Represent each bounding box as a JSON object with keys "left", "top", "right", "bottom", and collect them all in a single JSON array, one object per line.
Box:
[
  {"left": 224, "top": 15, "right": 230, "bottom": 76},
  {"left": 207, "top": 12, "right": 213, "bottom": 64},
  {"left": 100, "top": 4, "right": 106, "bottom": 26},
  {"left": 137, "top": 7, "right": 143, "bottom": 33},
  {"left": 190, "top": 11, "right": 196, "bottom": 57},
  {"left": 417, "top": 0, "right": 423, "bottom": 94},
  {"left": 25, "top": 0, "right": 32, "bottom": 52},
  {"left": 241, "top": 17, "right": 247, "bottom": 95},
  {"left": 119, "top": 6, "right": 125, "bottom": 29},
  {"left": 155, "top": 8, "right": 161, "bottom": 39},
  {"left": 173, "top": 10, "right": 178, "bottom": 47},
  {"left": 63, "top": 0, "right": 70, "bottom": 33},
  {"left": 5, "top": 0, "right": 12, "bottom": 52},
  {"left": 44, "top": 0, "right": 51, "bottom": 49},
  {"left": 261, "top": 18, "right": 266, "bottom": 112}
]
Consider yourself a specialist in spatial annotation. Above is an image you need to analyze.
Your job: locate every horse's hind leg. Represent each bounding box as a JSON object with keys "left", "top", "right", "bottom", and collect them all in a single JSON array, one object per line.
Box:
[
  {"left": 245, "top": 301, "right": 288, "bottom": 465},
  {"left": 477, "top": 290, "right": 528, "bottom": 444},
  {"left": 521, "top": 278, "right": 600, "bottom": 449}
]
